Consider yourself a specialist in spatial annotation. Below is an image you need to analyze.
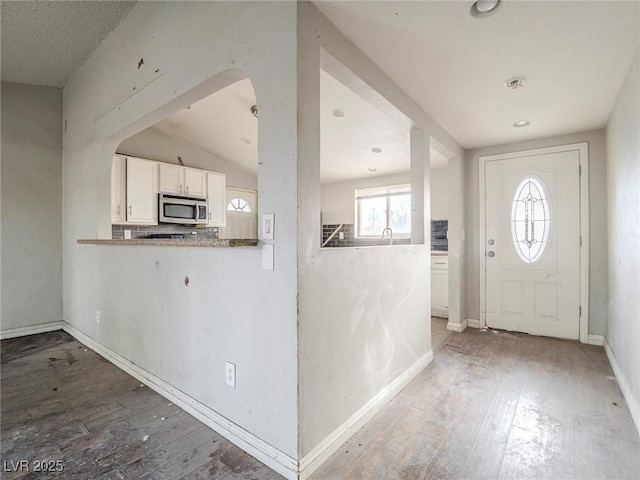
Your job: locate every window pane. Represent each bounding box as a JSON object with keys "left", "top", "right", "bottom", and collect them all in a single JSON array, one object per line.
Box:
[
  {"left": 389, "top": 193, "right": 411, "bottom": 234},
  {"left": 511, "top": 177, "right": 550, "bottom": 263},
  {"left": 358, "top": 196, "right": 387, "bottom": 236}
]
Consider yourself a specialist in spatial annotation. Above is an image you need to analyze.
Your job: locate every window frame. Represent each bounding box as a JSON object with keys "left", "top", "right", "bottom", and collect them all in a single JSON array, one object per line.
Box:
[{"left": 354, "top": 184, "right": 411, "bottom": 239}]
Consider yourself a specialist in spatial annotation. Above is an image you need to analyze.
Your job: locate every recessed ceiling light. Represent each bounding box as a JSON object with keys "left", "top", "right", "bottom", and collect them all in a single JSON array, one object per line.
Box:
[
  {"left": 368, "top": 167, "right": 378, "bottom": 172},
  {"left": 371, "top": 147, "right": 383, "bottom": 154},
  {"left": 332, "top": 109, "right": 346, "bottom": 118},
  {"left": 470, "top": 0, "right": 502, "bottom": 18},
  {"left": 505, "top": 77, "right": 526, "bottom": 89},
  {"left": 241, "top": 138, "right": 253, "bottom": 144},
  {"left": 513, "top": 121, "right": 530, "bottom": 128}
]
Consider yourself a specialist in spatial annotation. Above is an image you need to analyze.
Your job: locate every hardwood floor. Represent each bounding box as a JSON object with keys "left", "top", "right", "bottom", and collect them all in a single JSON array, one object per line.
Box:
[
  {"left": 0, "top": 331, "right": 283, "bottom": 480},
  {"left": 312, "top": 328, "right": 640, "bottom": 479},
  {"left": 2, "top": 329, "right": 639, "bottom": 479}
]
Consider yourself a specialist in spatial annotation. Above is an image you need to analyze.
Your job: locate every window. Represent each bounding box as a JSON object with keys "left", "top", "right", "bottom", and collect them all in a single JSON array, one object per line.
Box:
[
  {"left": 227, "top": 197, "right": 251, "bottom": 213},
  {"left": 511, "top": 177, "right": 550, "bottom": 263},
  {"left": 356, "top": 184, "right": 411, "bottom": 237}
]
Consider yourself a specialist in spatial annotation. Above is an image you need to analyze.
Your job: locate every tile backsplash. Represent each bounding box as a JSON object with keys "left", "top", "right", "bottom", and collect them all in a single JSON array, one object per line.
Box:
[
  {"left": 321, "top": 224, "right": 411, "bottom": 247},
  {"left": 321, "top": 222, "right": 448, "bottom": 249},
  {"left": 112, "top": 223, "right": 219, "bottom": 239},
  {"left": 431, "top": 220, "right": 448, "bottom": 251}
]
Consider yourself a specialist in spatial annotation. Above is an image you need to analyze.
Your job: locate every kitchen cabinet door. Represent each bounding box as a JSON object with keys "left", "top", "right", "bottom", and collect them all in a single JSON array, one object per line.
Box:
[
  {"left": 431, "top": 256, "right": 449, "bottom": 318},
  {"left": 206, "top": 172, "right": 226, "bottom": 227},
  {"left": 126, "top": 157, "right": 159, "bottom": 224},
  {"left": 159, "top": 163, "right": 183, "bottom": 194},
  {"left": 184, "top": 168, "right": 207, "bottom": 197},
  {"left": 111, "top": 155, "right": 126, "bottom": 224}
]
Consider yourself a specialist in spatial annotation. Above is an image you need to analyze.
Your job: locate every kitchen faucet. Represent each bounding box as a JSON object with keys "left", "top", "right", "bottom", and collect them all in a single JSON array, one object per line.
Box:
[{"left": 381, "top": 227, "right": 393, "bottom": 245}]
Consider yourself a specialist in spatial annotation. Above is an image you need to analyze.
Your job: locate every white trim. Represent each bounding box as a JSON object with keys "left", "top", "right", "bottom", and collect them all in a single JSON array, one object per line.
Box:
[
  {"left": 62, "top": 322, "right": 298, "bottom": 480},
  {"left": 0, "top": 321, "right": 63, "bottom": 340},
  {"left": 587, "top": 335, "right": 604, "bottom": 346},
  {"left": 447, "top": 319, "right": 468, "bottom": 332},
  {"left": 478, "top": 143, "right": 589, "bottom": 342},
  {"left": 604, "top": 338, "right": 640, "bottom": 436},
  {"left": 431, "top": 307, "right": 449, "bottom": 319},
  {"left": 466, "top": 318, "right": 482, "bottom": 329},
  {"left": 298, "top": 349, "right": 434, "bottom": 480}
]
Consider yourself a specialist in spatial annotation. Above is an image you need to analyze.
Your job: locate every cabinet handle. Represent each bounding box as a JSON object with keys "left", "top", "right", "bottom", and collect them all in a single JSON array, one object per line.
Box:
[
  {"left": 186, "top": 185, "right": 189, "bottom": 194},
  {"left": 435, "top": 262, "right": 446, "bottom": 265},
  {"left": 117, "top": 205, "right": 120, "bottom": 215},
  {"left": 208, "top": 212, "right": 211, "bottom": 221},
  {"left": 178, "top": 185, "right": 182, "bottom": 194},
  {"left": 128, "top": 205, "right": 132, "bottom": 216}
]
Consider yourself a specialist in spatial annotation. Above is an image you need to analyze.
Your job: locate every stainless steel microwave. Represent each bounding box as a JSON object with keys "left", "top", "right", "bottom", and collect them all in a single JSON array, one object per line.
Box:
[{"left": 158, "top": 193, "right": 208, "bottom": 225}]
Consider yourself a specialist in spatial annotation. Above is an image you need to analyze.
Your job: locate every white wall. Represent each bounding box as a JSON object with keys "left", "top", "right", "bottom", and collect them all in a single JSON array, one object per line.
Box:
[
  {"left": 321, "top": 172, "right": 410, "bottom": 224},
  {"left": 1, "top": 82, "right": 62, "bottom": 331},
  {"left": 118, "top": 126, "right": 257, "bottom": 190},
  {"left": 296, "top": 1, "right": 463, "bottom": 464},
  {"left": 606, "top": 46, "right": 640, "bottom": 429},
  {"left": 62, "top": 1, "right": 298, "bottom": 465},
  {"left": 430, "top": 166, "right": 449, "bottom": 221},
  {"left": 464, "top": 129, "right": 608, "bottom": 335}
]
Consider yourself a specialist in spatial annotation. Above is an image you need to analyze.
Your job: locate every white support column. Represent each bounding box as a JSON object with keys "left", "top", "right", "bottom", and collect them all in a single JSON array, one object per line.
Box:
[{"left": 410, "top": 129, "right": 430, "bottom": 245}]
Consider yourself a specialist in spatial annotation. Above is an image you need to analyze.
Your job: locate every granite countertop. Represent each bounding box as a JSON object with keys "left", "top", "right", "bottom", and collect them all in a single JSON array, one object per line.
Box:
[{"left": 77, "top": 238, "right": 259, "bottom": 247}]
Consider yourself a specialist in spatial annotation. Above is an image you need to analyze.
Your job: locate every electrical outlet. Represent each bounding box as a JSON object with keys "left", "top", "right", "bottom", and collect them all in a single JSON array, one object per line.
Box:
[
  {"left": 339, "top": 232, "right": 344, "bottom": 240},
  {"left": 225, "top": 361, "right": 236, "bottom": 388},
  {"left": 96, "top": 310, "right": 101, "bottom": 323}
]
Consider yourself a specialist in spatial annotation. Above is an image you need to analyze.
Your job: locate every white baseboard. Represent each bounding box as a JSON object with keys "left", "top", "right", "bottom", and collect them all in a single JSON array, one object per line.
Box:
[
  {"left": 62, "top": 322, "right": 298, "bottom": 480},
  {"left": 447, "top": 318, "right": 468, "bottom": 333},
  {"left": 0, "top": 321, "right": 63, "bottom": 340},
  {"left": 298, "top": 349, "right": 434, "bottom": 480},
  {"left": 604, "top": 338, "right": 640, "bottom": 437},
  {"left": 431, "top": 308, "right": 449, "bottom": 318},
  {"left": 466, "top": 318, "right": 481, "bottom": 329},
  {"left": 587, "top": 334, "right": 604, "bottom": 346}
]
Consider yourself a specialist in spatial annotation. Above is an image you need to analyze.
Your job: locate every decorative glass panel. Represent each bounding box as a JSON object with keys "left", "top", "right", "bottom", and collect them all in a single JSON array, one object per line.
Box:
[
  {"left": 227, "top": 197, "right": 251, "bottom": 212},
  {"left": 511, "top": 177, "right": 550, "bottom": 263}
]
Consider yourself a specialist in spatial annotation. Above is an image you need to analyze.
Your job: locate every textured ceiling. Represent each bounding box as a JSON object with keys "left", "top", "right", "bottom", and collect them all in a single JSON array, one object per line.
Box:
[{"left": 1, "top": 1, "right": 135, "bottom": 87}]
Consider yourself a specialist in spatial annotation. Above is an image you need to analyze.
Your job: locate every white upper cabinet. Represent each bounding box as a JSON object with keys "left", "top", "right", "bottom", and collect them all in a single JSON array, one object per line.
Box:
[
  {"left": 206, "top": 172, "right": 226, "bottom": 227},
  {"left": 184, "top": 168, "right": 207, "bottom": 197},
  {"left": 159, "top": 163, "right": 183, "bottom": 195},
  {"left": 111, "top": 155, "right": 126, "bottom": 224},
  {"left": 159, "top": 164, "right": 207, "bottom": 197},
  {"left": 126, "top": 157, "right": 159, "bottom": 225}
]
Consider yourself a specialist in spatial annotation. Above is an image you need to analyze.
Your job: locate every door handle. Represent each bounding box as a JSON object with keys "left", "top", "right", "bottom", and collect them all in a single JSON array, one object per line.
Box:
[{"left": 487, "top": 251, "right": 495, "bottom": 257}]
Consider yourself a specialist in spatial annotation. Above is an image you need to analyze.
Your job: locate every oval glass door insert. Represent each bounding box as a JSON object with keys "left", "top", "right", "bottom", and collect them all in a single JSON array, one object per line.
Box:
[{"left": 511, "top": 177, "right": 550, "bottom": 263}]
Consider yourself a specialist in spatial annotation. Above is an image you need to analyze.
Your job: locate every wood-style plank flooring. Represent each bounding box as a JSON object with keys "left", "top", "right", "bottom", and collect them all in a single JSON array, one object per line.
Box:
[
  {"left": 313, "top": 327, "right": 640, "bottom": 479},
  {"left": 3, "top": 327, "right": 639, "bottom": 479},
  {"left": 1, "top": 331, "right": 283, "bottom": 479}
]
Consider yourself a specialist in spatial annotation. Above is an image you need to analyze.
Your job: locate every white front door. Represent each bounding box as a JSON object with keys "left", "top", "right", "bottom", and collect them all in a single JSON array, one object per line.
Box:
[{"left": 482, "top": 147, "right": 583, "bottom": 339}]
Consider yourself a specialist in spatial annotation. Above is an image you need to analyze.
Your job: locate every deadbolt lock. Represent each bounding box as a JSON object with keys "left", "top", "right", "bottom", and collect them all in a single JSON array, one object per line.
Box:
[
  {"left": 488, "top": 239, "right": 495, "bottom": 245},
  {"left": 487, "top": 251, "right": 495, "bottom": 257}
]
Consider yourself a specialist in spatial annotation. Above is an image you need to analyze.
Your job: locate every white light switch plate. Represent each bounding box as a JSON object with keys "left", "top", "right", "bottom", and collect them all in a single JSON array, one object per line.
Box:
[
  {"left": 262, "top": 214, "right": 275, "bottom": 240},
  {"left": 262, "top": 244, "right": 274, "bottom": 270}
]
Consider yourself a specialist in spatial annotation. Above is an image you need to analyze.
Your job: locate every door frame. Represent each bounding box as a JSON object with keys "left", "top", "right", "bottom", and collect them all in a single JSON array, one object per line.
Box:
[{"left": 478, "top": 143, "right": 589, "bottom": 343}]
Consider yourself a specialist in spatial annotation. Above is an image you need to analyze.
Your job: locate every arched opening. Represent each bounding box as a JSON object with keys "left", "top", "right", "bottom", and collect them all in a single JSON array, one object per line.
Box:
[{"left": 106, "top": 73, "right": 259, "bottom": 240}]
